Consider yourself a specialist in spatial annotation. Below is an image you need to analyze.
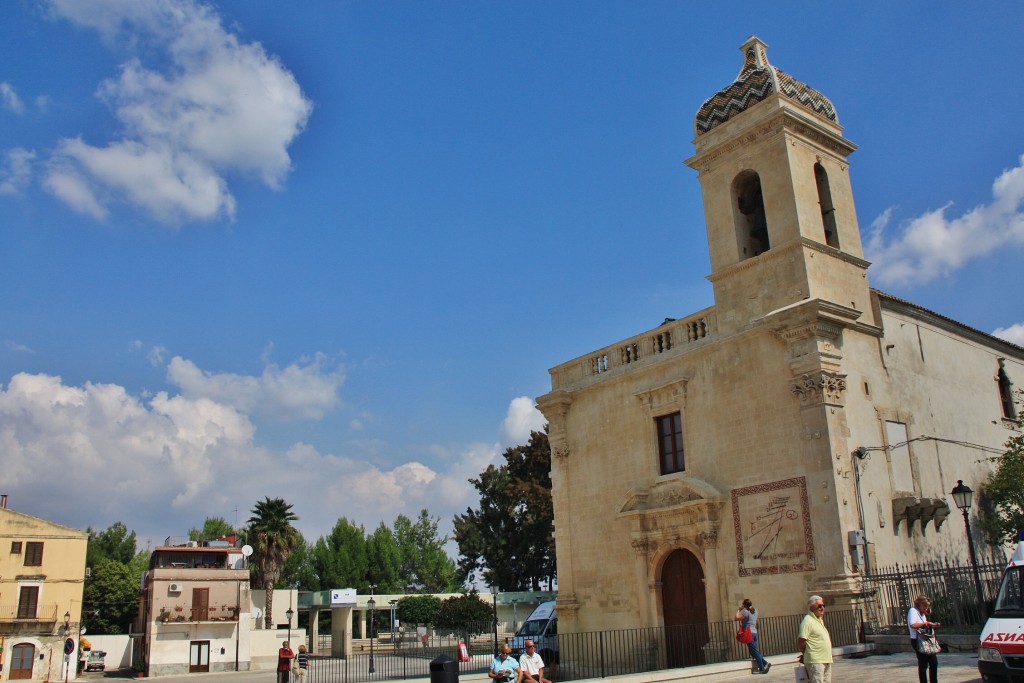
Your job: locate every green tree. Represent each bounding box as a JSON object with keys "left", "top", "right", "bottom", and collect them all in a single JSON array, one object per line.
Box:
[
  {"left": 247, "top": 497, "right": 300, "bottom": 629},
  {"left": 281, "top": 534, "right": 319, "bottom": 590},
  {"left": 82, "top": 558, "right": 139, "bottom": 634},
  {"left": 86, "top": 521, "right": 137, "bottom": 567},
  {"left": 396, "top": 595, "right": 442, "bottom": 625},
  {"left": 188, "top": 516, "right": 235, "bottom": 542},
  {"left": 311, "top": 518, "right": 369, "bottom": 591},
  {"left": 395, "top": 511, "right": 460, "bottom": 592},
  {"left": 454, "top": 430, "right": 555, "bottom": 590},
  {"left": 434, "top": 592, "right": 493, "bottom": 636},
  {"left": 982, "top": 430, "right": 1024, "bottom": 547},
  {"left": 366, "top": 522, "right": 402, "bottom": 593}
]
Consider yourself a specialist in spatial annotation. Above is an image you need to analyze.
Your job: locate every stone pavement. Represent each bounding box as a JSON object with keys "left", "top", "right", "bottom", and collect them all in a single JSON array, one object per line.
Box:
[
  {"left": 94, "top": 650, "right": 984, "bottom": 683},
  {"left": 696, "top": 651, "right": 982, "bottom": 683}
]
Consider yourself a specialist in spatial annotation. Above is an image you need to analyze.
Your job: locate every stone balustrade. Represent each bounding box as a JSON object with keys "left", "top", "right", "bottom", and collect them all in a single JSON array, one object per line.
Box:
[{"left": 549, "top": 307, "right": 716, "bottom": 391}]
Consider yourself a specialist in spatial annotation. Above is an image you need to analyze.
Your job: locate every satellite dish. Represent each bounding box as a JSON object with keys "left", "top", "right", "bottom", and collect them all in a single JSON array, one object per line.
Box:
[
  {"left": 254, "top": 607, "right": 263, "bottom": 620},
  {"left": 242, "top": 545, "right": 253, "bottom": 557}
]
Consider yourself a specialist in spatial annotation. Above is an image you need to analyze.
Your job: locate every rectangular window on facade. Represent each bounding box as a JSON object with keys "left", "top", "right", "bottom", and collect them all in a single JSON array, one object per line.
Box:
[
  {"left": 657, "top": 412, "right": 685, "bottom": 475},
  {"left": 17, "top": 586, "right": 39, "bottom": 619},
  {"left": 11, "top": 541, "right": 22, "bottom": 553},
  {"left": 886, "top": 420, "right": 914, "bottom": 493},
  {"left": 24, "top": 542, "right": 43, "bottom": 566}
]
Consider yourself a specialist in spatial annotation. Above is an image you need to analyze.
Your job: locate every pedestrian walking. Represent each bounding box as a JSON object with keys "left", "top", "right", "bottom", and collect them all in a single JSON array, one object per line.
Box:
[{"left": 735, "top": 598, "right": 770, "bottom": 674}]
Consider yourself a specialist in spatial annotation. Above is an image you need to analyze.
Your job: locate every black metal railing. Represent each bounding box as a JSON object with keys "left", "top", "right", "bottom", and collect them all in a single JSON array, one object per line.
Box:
[
  {"left": 307, "top": 610, "right": 861, "bottom": 682},
  {"left": 869, "top": 558, "right": 1004, "bottom": 631}
]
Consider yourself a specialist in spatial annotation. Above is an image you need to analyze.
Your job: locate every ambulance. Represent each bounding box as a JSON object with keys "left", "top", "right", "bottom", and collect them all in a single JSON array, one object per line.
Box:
[{"left": 978, "top": 531, "right": 1024, "bottom": 682}]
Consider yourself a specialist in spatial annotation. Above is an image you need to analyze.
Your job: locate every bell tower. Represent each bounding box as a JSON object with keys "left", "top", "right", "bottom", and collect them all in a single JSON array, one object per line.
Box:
[{"left": 685, "top": 36, "right": 878, "bottom": 335}]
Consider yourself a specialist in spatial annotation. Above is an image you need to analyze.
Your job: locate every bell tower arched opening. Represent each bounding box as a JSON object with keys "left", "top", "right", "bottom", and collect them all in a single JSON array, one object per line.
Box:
[
  {"left": 660, "top": 548, "right": 709, "bottom": 668},
  {"left": 815, "top": 162, "right": 839, "bottom": 248},
  {"left": 733, "top": 171, "right": 769, "bottom": 259}
]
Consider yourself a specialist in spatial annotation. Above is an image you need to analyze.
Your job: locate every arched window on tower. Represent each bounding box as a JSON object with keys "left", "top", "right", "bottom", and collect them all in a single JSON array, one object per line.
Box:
[
  {"left": 815, "top": 162, "right": 839, "bottom": 248},
  {"left": 997, "top": 359, "right": 1016, "bottom": 421},
  {"left": 733, "top": 171, "right": 769, "bottom": 259}
]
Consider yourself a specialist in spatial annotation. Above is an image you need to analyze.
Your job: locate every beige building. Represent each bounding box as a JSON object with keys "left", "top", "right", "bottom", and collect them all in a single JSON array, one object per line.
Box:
[
  {"left": 0, "top": 497, "right": 88, "bottom": 681},
  {"left": 537, "top": 36, "right": 1022, "bottom": 651},
  {"left": 136, "top": 541, "right": 251, "bottom": 676}
]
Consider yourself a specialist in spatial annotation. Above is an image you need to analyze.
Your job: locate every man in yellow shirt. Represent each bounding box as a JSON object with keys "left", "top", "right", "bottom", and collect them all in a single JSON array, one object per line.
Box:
[{"left": 797, "top": 595, "right": 833, "bottom": 683}]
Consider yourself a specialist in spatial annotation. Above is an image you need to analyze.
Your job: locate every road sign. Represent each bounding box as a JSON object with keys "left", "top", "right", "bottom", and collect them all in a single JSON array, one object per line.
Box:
[{"left": 64, "top": 638, "right": 75, "bottom": 655}]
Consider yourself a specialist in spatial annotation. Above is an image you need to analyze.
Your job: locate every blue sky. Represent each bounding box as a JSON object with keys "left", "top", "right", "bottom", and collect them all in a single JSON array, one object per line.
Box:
[{"left": 2, "top": 0, "right": 1023, "bottom": 552}]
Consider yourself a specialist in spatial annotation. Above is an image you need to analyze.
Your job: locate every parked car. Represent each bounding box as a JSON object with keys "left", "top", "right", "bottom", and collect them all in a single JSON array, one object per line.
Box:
[{"left": 84, "top": 650, "right": 107, "bottom": 672}]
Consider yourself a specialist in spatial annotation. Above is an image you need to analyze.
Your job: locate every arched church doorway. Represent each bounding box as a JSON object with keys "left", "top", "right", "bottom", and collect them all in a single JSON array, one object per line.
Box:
[{"left": 661, "top": 548, "right": 709, "bottom": 667}]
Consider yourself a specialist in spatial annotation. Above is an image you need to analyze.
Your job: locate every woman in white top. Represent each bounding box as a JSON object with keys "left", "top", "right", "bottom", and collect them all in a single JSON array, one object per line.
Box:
[{"left": 907, "top": 595, "right": 940, "bottom": 683}]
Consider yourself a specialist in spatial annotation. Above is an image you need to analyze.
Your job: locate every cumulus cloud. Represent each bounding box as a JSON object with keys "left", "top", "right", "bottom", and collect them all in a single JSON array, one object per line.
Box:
[
  {"left": 993, "top": 323, "right": 1024, "bottom": 347},
  {"left": 166, "top": 354, "right": 344, "bottom": 421},
  {"left": 1, "top": 82, "right": 25, "bottom": 114},
  {"left": 42, "top": 0, "right": 312, "bottom": 224},
  {"left": 0, "top": 368, "right": 517, "bottom": 547},
  {"left": 0, "top": 148, "right": 36, "bottom": 196},
  {"left": 500, "top": 396, "right": 546, "bottom": 446},
  {"left": 865, "top": 154, "right": 1024, "bottom": 287}
]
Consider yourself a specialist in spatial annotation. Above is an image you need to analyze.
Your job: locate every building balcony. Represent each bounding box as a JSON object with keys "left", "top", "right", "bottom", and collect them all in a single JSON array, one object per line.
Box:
[
  {"left": 0, "top": 604, "right": 59, "bottom": 635},
  {"left": 156, "top": 605, "right": 241, "bottom": 624}
]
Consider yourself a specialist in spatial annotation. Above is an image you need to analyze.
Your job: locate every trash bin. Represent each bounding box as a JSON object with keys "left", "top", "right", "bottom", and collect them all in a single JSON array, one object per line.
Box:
[{"left": 430, "top": 654, "right": 459, "bottom": 683}]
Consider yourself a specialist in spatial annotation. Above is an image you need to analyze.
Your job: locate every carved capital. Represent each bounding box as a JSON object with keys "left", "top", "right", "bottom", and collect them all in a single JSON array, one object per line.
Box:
[
  {"left": 791, "top": 371, "right": 847, "bottom": 407},
  {"left": 631, "top": 538, "right": 658, "bottom": 557},
  {"left": 695, "top": 530, "right": 719, "bottom": 550},
  {"left": 553, "top": 447, "right": 571, "bottom": 461}
]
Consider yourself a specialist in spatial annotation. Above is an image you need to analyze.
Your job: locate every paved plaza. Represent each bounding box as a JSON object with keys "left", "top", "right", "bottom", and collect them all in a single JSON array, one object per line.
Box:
[{"left": 95, "top": 650, "right": 984, "bottom": 683}]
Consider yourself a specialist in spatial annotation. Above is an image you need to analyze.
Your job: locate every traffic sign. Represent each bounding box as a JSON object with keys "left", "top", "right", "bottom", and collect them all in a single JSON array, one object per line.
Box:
[{"left": 64, "top": 638, "right": 75, "bottom": 655}]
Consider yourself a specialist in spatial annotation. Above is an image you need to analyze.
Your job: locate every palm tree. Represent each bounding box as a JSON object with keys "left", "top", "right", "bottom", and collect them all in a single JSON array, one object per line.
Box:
[{"left": 247, "top": 497, "right": 300, "bottom": 629}]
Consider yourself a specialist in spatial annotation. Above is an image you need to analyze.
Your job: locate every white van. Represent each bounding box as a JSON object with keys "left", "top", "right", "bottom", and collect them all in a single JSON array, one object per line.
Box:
[
  {"left": 510, "top": 601, "right": 558, "bottom": 663},
  {"left": 978, "top": 532, "right": 1024, "bottom": 681}
]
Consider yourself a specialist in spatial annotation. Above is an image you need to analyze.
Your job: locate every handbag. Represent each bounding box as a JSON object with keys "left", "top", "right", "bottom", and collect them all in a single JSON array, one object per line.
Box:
[
  {"left": 736, "top": 625, "right": 753, "bottom": 644},
  {"left": 916, "top": 626, "right": 941, "bottom": 655}
]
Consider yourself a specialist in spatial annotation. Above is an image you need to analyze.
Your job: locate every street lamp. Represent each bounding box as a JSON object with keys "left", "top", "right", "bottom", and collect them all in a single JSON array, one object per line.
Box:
[
  {"left": 389, "top": 600, "right": 398, "bottom": 650},
  {"left": 489, "top": 585, "right": 499, "bottom": 654},
  {"left": 286, "top": 608, "right": 294, "bottom": 649},
  {"left": 367, "top": 597, "right": 376, "bottom": 674},
  {"left": 511, "top": 600, "right": 518, "bottom": 633},
  {"left": 951, "top": 480, "right": 987, "bottom": 620}
]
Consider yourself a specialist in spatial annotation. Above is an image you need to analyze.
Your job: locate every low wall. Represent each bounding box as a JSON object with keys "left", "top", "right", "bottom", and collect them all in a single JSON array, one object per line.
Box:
[
  {"left": 251, "top": 628, "right": 308, "bottom": 671},
  {"left": 82, "top": 635, "right": 133, "bottom": 669}
]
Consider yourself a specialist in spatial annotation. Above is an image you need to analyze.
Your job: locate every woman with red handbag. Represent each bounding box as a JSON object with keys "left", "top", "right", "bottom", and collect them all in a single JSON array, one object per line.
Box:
[{"left": 736, "top": 598, "right": 770, "bottom": 674}]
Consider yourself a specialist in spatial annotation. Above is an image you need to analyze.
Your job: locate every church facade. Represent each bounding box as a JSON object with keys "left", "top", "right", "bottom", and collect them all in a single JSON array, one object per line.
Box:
[{"left": 537, "top": 37, "right": 1023, "bottom": 638}]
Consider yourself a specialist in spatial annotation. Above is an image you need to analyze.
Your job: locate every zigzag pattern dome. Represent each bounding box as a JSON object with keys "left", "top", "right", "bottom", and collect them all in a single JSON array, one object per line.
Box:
[{"left": 694, "top": 36, "right": 837, "bottom": 137}]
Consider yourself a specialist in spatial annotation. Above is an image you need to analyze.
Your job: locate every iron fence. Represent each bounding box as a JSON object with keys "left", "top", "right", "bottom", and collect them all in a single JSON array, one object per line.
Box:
[
  {"left": 869, "top": 558, "right": 1004, "bottom": 631},
  {"left": 307, "top": 610, "right": 861, "bottom": 682}
]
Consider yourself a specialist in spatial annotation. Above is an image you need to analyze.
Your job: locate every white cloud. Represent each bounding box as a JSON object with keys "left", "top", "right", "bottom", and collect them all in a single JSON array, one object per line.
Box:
[
  {"left": 5, "top": 341, "right": 35, "bottom": 354},
  {"left": 993, "top": 323, "right": 1024, "bottom": 347},
  {"left": 166, "top": 354, "right": 344, "bottom": 421},
  {"left": 865, "top": 154, "right": 1024, "bottom": 287},
  {"left": 43, "top": 0, "right": 312, "bottom": 224},
  {"left": 1, "top": 82, "right": 25, "bottom": 114},
  {"left": 0, "top": 148, "right": 36, "bottom": 196},
  {"left": 0, "top": 367, "right": 516, "bottom": 548},
  {"left": 500, "top": 395, "right": 546, "bottom": 446}
]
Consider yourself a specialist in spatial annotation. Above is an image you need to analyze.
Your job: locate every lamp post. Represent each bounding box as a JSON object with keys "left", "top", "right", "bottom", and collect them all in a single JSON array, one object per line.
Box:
[
  {"left": 286, "top": 607, "right": 294, "bottom": 650},
  {"left": 367, "top": 597, "right": 376, "bottom": 674},
  {"left": 489, "top": 585, "right": 499, "bottom": 654},
  {"left": 389, "top": 600, "right": 398, "bottom": 650},
  {"left": 951, "top": 479, "right": 987, "bottom": 620},
  {"left": 511, "top": 600, "right": 518, "bottom": 633}
]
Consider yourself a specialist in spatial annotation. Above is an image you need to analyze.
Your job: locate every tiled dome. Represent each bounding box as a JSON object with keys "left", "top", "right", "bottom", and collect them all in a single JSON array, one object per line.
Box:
[{"left": 694, "top": 36, "right": 837, "bottom": 137}]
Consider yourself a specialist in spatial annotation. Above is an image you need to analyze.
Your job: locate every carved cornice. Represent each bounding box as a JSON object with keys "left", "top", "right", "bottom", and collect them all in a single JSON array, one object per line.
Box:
[
  {"left": 791, "top": 371, "right": 848, "bottom": 407},
  {"left": 635, "top": 378, "right": 688, "bottom": 413}
]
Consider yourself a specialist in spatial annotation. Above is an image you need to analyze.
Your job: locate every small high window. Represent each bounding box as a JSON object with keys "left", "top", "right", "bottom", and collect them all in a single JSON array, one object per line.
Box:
[
  {"left": 733, "top": 171, "right": 770, "bottom": 259},
  {"left": 656, "top": 412, "right": 685, "bottom": 475},
  {"left": 11, "top": 541, "right": 22, "bottom": 553},
  {"left": 814, "top": 162, "right": 839, "bottom": 248},
  {"left": 24, "top": 541, "right": 43, "bottom": 566},
  {"left": 998, "top": 360, "right": 1016, "bottom": 421}
]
